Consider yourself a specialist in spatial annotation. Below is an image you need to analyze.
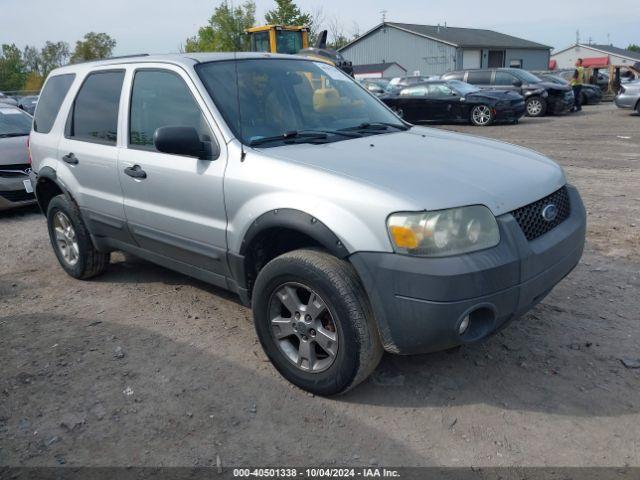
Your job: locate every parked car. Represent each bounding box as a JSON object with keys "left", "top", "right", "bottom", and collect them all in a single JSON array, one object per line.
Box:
[
  {"left": 614, "top": 81, "right": 640, "bottom": 113},
  {"left": 360, "top": 78, "right": 390, "bottom": 97},
  {"left": 18, "top": 95, "right": 39, "bottom": 115},
  {"left": 29, "top": 54, "right": 586, "bottom": 395},
  {"left": 442, "top": 68, "right": 574, "bottom": 117},
  {"left": 533, "top": 72, "right": 602, "bottom": 105},
  {"left": 385, "top": 75, "right": 438, "bottom": 95},
  {"left": 0, "top": 92, "right": 19, "bottom": 107},
  {"left": 0, "top": 105, "right": 36, "bottom": 210},
  {"left": 382, "top": 80, "right": 525, "bottom": 126}
]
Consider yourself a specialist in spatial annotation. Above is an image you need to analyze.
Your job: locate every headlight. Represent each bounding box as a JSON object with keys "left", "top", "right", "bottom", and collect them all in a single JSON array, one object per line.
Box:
[{"left": 387, "top": 206, "right": 500, "bottom": 257}]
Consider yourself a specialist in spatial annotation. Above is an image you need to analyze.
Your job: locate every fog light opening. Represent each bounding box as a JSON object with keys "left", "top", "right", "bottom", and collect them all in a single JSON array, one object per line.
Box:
[
  {"left": 458, "top": 315, "right": 470, "bottom": 335},
  {"left": 458, "top": 306, "right": 496, "bottom": 342}
]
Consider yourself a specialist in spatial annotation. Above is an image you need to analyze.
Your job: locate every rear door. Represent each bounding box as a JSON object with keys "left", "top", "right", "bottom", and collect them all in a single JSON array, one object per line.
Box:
[
  {"left": 466, "top": 70, "right": 493, "bottom": 90},
  {"left": 118, "top": 65, "right": 229, "bottom": 284},
  {"left": 56, "top": 69, "right": 130, "bottom": 242}
]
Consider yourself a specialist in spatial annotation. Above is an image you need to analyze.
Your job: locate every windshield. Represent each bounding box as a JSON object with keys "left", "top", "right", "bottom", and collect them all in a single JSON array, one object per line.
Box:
[
  {"left": 196, "top": 58, "right": 405, "bottom": 147},
  {"left": 447, "top": 80, "right": 480, "bottom": 95},
  {"left": 0, "top": 107, "right": 32, "bottom": 136},
  {"left": 511, "top": 69, "right": 543, "bottom": 84}
]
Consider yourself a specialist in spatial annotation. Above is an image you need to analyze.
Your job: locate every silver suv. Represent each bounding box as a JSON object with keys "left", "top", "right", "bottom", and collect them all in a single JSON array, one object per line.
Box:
[{"left": 29, "top": 53, "right": 586, "bottom": 395}]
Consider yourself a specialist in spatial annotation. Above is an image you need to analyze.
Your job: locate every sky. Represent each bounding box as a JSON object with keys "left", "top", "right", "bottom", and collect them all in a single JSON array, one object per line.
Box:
[{"left": 1, "top": 0, "right": 639, "bottom": 55}]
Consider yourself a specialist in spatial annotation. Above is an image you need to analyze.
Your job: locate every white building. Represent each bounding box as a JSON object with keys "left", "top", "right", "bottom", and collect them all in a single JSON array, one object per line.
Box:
[
  {"left": 352, "top": 62, "right": 407, "bottom": 79},
  {"left": 551, "top": 44, "right": 640, "bottom": 70}
]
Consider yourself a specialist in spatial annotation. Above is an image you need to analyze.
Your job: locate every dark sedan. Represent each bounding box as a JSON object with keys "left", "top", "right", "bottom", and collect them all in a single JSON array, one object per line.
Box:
[
  {"left": 17, "top": 95, "right": 39, "bottom": 115},
  {"left": 382, "top": 80, "right": 525, "bottom": 126},
  {"left": 442, "top": 68, "right": 574, "bottom": 117}
]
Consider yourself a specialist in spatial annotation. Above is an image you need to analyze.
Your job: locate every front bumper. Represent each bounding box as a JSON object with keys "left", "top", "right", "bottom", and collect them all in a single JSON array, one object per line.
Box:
[
  {"left": 0, "top": 173, "right": 37, "bottom": 211},
  {"left": 614, "top": 93, "right": 638, "bottom": 109},
  {"left": 494, "top": 102, "right": 526, "bottom": 122},
  {"left": 350, "top": 185, "right": 586, "bottom": 354},
  {"left": 547, "top": 94, "right": 574, "bottom": 114}
]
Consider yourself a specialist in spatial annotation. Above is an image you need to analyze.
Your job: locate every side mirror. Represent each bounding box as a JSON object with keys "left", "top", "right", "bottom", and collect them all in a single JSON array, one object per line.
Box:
[
  {"left": 153, "top": 126, "right": 218, "bottom": 160},
  {"left": 512, "top": 79, "right": 523, "bottom": 87}
]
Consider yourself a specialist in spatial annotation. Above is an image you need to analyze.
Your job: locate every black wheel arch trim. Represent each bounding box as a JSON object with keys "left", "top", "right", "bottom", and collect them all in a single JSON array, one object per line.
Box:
[
  {"left": 228, "top": 209, "right": 350, "bottom": 302},
  {"left": 31, "top": 166, "right": 75, "bottom": 214},
  {"left": 238, "top": 208, "right": 350, "bottom": 259}
]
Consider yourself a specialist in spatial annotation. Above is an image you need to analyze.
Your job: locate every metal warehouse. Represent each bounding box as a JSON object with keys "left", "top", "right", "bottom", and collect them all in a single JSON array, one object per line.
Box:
[{"left": 339, "top": 22, "right": 552, "bottom": 76}]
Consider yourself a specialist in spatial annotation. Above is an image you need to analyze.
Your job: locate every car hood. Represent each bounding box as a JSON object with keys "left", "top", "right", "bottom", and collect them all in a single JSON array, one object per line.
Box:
[
  {"left": 261, "top": 127, "right": 565, "bottom": 216},
  {"left": 0, "top": 135, "right": 29, "bottom": 166}
]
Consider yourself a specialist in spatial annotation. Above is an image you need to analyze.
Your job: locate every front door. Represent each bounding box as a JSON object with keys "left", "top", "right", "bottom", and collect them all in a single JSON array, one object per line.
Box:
[{"left": 118, "top": 66, "right": 229, "bottom": 284}]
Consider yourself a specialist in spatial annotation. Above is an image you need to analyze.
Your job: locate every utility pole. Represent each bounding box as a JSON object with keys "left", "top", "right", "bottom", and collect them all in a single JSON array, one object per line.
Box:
[
  {"left": 380, "top": 10, "right": 387, "bottom": 23},
  {"left": 576, "top": 29, "right": 580, "bottom": 45}
]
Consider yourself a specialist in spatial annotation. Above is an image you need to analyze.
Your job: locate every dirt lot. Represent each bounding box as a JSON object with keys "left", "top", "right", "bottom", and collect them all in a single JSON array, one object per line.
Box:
[{"left": 1, "top": 103, "right": 639, "bottom": 469}]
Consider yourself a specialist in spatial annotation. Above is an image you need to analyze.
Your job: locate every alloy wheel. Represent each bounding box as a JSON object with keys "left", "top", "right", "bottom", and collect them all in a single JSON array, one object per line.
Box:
[
  {"left": 527, "top": 99, "right": 543, "bottom": 116},
  {"left": 472, "top": 105, "right": 492, "bottom": 125},
  {"left": 268, "top": 282, "right": 339, "bottom": 373},
  {"left": 53, "top": 211, "right": 79, "bottom": 266}
]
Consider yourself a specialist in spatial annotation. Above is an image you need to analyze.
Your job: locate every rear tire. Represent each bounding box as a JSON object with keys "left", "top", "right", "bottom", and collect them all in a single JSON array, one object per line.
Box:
[
  {"left": 470, "top": 104, "right": 493, "bottom": 126},
  {"left": 46, "top": 194, "right": 110, "bottom": 279},
  {"left": 525, "top": 96, "right": 546, "bottom": 117},
  {"left": 251, "top": 249, "right": 383, "bottom": 396},
  {"left": 581, "top": 92, "right": 589, "bottom": 106}
]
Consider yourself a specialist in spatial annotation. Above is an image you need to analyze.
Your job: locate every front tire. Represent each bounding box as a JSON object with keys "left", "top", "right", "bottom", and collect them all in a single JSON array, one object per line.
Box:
[
  {"left": 470, "top": 104, "right": 493, "bottom": 126},
  {"left": 46, "top": 194, "right": 110, "bottom": 279},
  {"left": 252, "top": 249, "right": 383, "bottom": 396},
  {"left": 525, "top": 96, "right": 546, "bottom": 117}
]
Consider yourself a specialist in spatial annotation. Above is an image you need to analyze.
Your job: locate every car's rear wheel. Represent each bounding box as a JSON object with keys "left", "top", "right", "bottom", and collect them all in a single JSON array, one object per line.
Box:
[
  {"left": 46, "top": 194, "right": 110, "bottom": 279},
  {"left": 470, "top": 104, "right": 493, "bottom": 126},
  {"left": 252, "top": 249, "right": 383, "bottom": 396},
  {"left": 581, "top": 92, "right": 589, "bottom": 106},
  {"left": 525, "top": 96, "right": 546, "bottom": 117}
]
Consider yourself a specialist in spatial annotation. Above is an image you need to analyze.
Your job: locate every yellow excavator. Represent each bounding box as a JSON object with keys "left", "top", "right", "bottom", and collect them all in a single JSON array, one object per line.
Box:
[{"left": 245, "top": 25, "right": 354, "bottom": 76}]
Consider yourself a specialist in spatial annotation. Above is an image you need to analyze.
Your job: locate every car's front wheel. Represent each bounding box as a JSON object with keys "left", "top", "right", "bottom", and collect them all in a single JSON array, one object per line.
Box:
[
  {"left": 525, "top": 96, "right": 546, "bottom": 117},
  {"left": 470, "top": 104, "right": 493, "bottom": 126},
  {"left": 46, "top": 194, "right": 110, "bottom": 279},
  {"left": 252, "top": 249, "right": 383, "bottom": 396}
]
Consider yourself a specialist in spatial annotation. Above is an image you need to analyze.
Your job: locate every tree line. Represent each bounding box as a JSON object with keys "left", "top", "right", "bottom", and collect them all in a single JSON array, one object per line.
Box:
[{"left": 0, "top": 32, "right": 116, "bottom": 92}]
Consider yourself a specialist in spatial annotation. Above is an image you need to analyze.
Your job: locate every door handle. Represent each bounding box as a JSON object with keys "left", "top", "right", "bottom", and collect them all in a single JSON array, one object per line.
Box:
[
  {"left": 124, "top": 165, "right": 147, "bottom": 179},
  {"left": 62, "top": 152, "right": 78, "bottom": 165}
]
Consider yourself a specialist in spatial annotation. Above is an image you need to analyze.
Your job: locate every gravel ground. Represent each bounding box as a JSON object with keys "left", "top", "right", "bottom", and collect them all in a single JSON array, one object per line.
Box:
[{"left": 1, "top": 103, "right": 639, "bottom": 469}]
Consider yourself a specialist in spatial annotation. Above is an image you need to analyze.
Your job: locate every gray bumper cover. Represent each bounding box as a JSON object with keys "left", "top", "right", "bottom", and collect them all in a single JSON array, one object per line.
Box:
[{"left": 350, "top": 185, "right": 586, "bottom": 354}]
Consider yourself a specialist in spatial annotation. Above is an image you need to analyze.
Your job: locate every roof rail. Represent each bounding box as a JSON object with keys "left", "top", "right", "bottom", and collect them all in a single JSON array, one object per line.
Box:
[{"left": 74, "top": 53, "right": 150, "bottom": 65}]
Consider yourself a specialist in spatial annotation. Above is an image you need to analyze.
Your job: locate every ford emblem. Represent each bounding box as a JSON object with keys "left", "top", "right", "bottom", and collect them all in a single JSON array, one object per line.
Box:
[{"left": 541, "top": 204, "right": 558, "bottom": 222}]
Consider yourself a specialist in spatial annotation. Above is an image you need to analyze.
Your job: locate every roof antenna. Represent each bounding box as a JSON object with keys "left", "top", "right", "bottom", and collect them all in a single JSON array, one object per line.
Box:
[{"left": 233, "top": 50, "right": 247, "bottom": 162}]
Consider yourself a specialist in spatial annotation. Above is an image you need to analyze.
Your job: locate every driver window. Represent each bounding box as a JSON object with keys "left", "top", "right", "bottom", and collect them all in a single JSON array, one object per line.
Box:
[
  {"left": 129, "top": 70, "right": 213, "bottom": 151},
  {"left": 494, "top": 72, "right": 515, "bottom": 86}
]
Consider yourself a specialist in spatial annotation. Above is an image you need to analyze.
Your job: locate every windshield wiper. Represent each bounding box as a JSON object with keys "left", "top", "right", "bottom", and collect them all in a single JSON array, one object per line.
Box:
[
  {"left": 338, "top": 122, "right": 409, "bottom": 132},
  {"left": 248, "top": 129, "right": 364, "bottom": 147},
  {"left": 249, "top": 131, "right": 328, "bottom": 147},
  {"left": 0, "top": 133, "right": 28, "bottom": 138}
]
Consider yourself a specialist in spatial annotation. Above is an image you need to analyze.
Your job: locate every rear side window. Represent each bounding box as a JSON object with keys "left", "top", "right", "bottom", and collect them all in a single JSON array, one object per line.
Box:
[
  {"left": 129, "top": 70, "right": 212, "bottom": 150},
  {"left": 466, "top": 71, "right": 492, "bottom": 85},
  {"left": 33, "top": 74, "right": 75, "bottom": 133},
  {"left": 68, "top": 70, "right": 124, "bottom": 145}
]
